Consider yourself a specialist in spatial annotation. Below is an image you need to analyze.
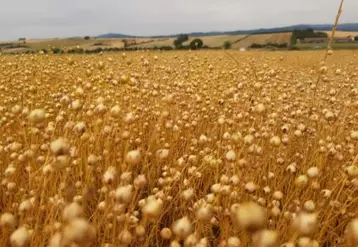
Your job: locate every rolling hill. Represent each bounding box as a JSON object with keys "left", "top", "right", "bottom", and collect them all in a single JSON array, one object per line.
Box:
[
  {"left": 97, "top": 23, "right": 358, "bottom": 38},
  {"left": 96, "top": 33, "right": 135, "bottom": 38}
]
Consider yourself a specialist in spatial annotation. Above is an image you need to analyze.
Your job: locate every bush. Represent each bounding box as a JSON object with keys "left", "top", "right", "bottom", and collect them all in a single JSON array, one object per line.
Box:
[
  {"left": 67, "top": 48, "right": 84, "bottom": 54},
  {"left": 173, "top": 39, "right": 183, "bottom": 49},
  {"left": 223, "top": 41, "right": 232, "bottom": 49},
  {"left": 179, "top": 45, "right": 191, "bottom": 50},
  {"left": 250, "top": 43, "right": 263, "bottom": 49},
  {"left": 289, "top": 46, "right": 300, "bottom": 50},
  {"left": 92, "top": 48, "right": 103, "bottom": 53},
  {"left": 84, "top": 36, "right": 90, "bottom": 40},
  {"left": 157, "top": 46, "right": 173, "bottom": 51},
  {"left": 84, "top": 48, "right": 103, "bottom": 54},
  {"left": 51, "top": 47, "right": 64, "bottom": 54}
]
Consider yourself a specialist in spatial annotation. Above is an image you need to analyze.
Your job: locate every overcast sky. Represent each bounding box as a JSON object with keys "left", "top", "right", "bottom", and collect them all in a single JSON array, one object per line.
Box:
[{"left": 0, "top": 0, "right": 357, "bottom": 40}]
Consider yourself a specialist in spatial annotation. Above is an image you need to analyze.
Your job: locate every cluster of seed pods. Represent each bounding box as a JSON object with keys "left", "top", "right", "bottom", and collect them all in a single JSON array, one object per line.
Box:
[{"left": 0, "top": 50, "right": 358, "bottom": 246}]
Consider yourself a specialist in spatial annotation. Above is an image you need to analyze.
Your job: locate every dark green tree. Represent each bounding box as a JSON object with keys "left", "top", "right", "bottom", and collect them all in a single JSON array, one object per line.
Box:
[
  {"left": 84, "top": 36, "right": 90, "bottom": 40},
  {"left": 177, "top": 34, "right": 189, "bottom": 43},
  {"left": 290, "top": 29, "right": 328, "bottom": 45},
  {"left": 173, "top": 34, "right": 189, "bottom": 48},
  {"left": 189, "top": 39, "right": 204, "bottom": 50},
  {"left": 18, "top": 38, "right": 26, "bottom": 44},
  {"left": 173, "top": 39, "right": 183, "bottom": 48},
  {"left": 223, "top": 41, "right": 232, "bottom": 49}
]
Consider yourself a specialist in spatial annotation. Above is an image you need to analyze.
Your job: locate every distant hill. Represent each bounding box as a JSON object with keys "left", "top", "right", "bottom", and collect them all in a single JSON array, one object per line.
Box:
[
  {"left": 96, "top": 33, "right": 135, "bottom": 38},
  {"left": 97, "top": 23, "right": 358, "bottom": 38}
]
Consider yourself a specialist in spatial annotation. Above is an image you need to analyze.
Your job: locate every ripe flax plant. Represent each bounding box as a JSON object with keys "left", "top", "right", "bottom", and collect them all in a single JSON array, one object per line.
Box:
[
  {"left": 0, "top": 38, "right": 358, "bottom": 247},
  {"left": 311, "top": 0, "right": 344, "bottom": 106}
]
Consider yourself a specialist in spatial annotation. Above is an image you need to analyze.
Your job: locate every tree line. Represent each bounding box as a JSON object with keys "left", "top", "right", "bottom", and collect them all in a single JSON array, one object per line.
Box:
[{"left": 291, "top": 29, "right": 328, "bottom": 45}]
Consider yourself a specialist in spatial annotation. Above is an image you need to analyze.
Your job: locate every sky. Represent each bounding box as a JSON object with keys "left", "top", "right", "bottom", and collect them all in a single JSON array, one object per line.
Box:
[{"left": 0, "top": 0, "right": 357, "bottom": 40}]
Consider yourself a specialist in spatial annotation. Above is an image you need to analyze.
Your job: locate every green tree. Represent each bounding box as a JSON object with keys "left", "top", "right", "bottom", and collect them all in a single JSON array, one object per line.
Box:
[
  {"left": 173, "top": 39, "right": 182, "bottom": 48},
  {"left": 18, "top": 38, "right": 26, "bottom": 44},
  {"left": 177, "top": 34, "right": 189, "bottom": 43},
  {"left": 223, "top": 41, "right": 232, "bottom": 49},
  {"left": 84, "top": 36, "right": 90, "bottom": 40},
  {"left": 173, "top": 34, "right": 189, "bottom": 48},
  {"left": 189, "top": 39, "right": 204, "bottom": 50},
  {"left": 290, "top": 29, "right": 328, "bottom": 45}
]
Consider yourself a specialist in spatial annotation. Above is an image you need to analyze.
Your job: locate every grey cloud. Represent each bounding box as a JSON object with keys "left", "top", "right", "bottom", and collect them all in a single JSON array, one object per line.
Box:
[{"left": 0, "top": 0, "right": 357, "bottom": 40}]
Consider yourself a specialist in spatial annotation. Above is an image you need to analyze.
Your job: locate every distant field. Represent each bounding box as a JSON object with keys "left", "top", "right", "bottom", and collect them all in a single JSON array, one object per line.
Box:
[
  {"left": 74, "top": 38, "right": 154, "bottom": 50},
  {"left": 232, "top": 32, "right": 292, "bottom": 48},
  {"left": 323, "top": 31, "right": 358, "bottom": 37},
  {"left": 0, "top": 38, "right": 156, "bottom": 53},
  {"left": 131, "top": 38, "right": 176, "bottom": 48},
  {"left": 0, "top": 38, "right": 119, "bottom": 53},
  {"left": 182, "top": 35, "right": 247, "bottom": 48},
  {"left": 26, "top": 38, "right": 155, "bottom": 50},
  {"left": 132, "top": 33, "right": 289, "bottom": 49}
]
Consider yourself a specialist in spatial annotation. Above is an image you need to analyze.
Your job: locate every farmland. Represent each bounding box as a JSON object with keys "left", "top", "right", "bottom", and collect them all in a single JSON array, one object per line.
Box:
[
  {"left": 231, "top": 33, "right": 292, "bottom": 48},
  {"left": 0, "top": 50, "right": 358, "bottom": 247},
  {"left": 0, "top": 38, "right": 152, "bottom": 53},
  {"left": 1, "top": 30, "right": 357, "bottom": 54}
]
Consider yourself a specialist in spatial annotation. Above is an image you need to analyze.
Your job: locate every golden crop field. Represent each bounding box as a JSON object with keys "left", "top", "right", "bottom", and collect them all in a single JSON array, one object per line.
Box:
[{"left": 0, "top": 50, "right": 358, "bottom": 247}]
